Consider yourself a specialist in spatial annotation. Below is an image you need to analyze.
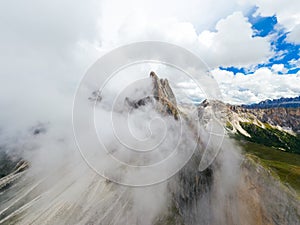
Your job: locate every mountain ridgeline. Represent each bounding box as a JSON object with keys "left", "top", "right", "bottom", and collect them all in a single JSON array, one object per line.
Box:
[
  {"left": 243, "top": 96, "right": 300, "bottom": 109},
  {"left": 225, "top": 97, "right": 300, "bottom": 153}
]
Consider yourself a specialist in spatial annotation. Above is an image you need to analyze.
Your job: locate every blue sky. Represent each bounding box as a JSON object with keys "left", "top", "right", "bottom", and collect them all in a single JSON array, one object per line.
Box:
[{"left": 221, "top": 8, "right": 300, "bottom": 75}]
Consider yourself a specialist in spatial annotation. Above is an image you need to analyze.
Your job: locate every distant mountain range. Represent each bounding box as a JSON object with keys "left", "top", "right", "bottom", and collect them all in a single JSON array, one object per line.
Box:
[{"left": 243, "top": 96, "right": 300, "bottom": 109}]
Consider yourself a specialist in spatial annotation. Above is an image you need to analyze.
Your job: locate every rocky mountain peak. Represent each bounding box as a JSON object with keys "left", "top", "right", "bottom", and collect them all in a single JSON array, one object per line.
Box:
[
  {"left": 126, "top": 72, "right": 179, "bottom": 119},
  {"left": 150, "top": 71, "right": 177, "bottom": 107}
]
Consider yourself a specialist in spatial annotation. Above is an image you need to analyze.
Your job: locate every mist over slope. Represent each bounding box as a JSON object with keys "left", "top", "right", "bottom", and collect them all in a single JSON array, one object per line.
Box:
[{"left": 0, "top": 72, "right": 299, "bottom": 225}]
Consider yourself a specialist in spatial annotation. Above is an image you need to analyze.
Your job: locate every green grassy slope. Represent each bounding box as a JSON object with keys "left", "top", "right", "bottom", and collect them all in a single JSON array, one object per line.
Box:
[
  {"left": 239, "top": 122, "right": 300, "bottom": 154},
  {"left": 239, "top": 141, "right": 300, "bottom": 196}
]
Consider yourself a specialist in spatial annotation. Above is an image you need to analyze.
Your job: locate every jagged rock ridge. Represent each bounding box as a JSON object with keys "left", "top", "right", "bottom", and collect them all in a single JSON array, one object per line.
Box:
[
  {"left": 125, "top": 71, "right": 179, "bottom": 120},
  {"left": 197, "top": 100, "right": 300, "bottom": 154},
  {"left": 243, "top": 96, "right": 300, "bottom": 109}
]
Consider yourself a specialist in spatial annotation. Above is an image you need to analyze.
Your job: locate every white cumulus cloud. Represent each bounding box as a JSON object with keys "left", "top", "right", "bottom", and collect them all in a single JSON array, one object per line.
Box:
[
  {"left": 197, "top": 12, "right": 272, "bottom": 68},
  {"left": 251, "top": 0, "right": 300, "bottom": 44},
  {"left": 212, "top": 67, "right": 300, "bottom": 104}
]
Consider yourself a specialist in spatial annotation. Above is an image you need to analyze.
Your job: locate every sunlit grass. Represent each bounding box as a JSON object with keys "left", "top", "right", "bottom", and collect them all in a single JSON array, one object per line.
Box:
[
  {"left": 239, "top": 122, "right": 300, "bottom": 154},
  {"left": 240, "top": 141, "right": 300, "bottom": 196}
]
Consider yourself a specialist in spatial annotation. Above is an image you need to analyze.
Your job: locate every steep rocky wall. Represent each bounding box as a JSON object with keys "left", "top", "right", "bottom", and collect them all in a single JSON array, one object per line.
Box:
[
  {"left": 166, "top": 152, "right": 300, "bottom": 225},
  {"left": 229, "top": 105, "right": 300, "bottom": 134},
  {"left": 237, "top": 156, "right": 300, "bottom": 225},
  {"left": 251, "top": 107, "right": 300, "bottom": 134}
]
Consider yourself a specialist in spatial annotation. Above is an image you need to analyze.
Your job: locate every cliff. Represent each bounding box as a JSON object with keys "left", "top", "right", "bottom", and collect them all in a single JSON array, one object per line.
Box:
[{"left": 127, "top": 72, "right": 300, "bottom": 224}]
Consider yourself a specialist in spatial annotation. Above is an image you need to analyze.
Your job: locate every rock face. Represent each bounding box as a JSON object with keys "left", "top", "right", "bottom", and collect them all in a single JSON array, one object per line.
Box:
[
  {"left": 150, "top": 71, "right": 179, "bottom": 120},
  {"left": 126, "top": 71, "right": 179, "bottom": 120},
  {"left": 237, "top": 156, "right": 300, "bottom": 225},
  {"left": 249, "top": 107, "right": 300, "bottom": 134},
  {"left": 0, "top": 157, "right": 29, "bottom": 191},
  {"left": 172, "top": 155, "right": 300, "bottom": 225},
  {"left": 150, "top": 71, "right": 177, "bottom": 107},
  {"left": 125, "top": 96, "right": 153, "bottom": 109},
  {"left": 201, "top": 99, "right": 300, "bottom": 135},
  {"left": 229, "top": 105, "right": 300, "bottom": 134},
  {"left": 196, "top": 99, "right": 300, "bottom": 154}
]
